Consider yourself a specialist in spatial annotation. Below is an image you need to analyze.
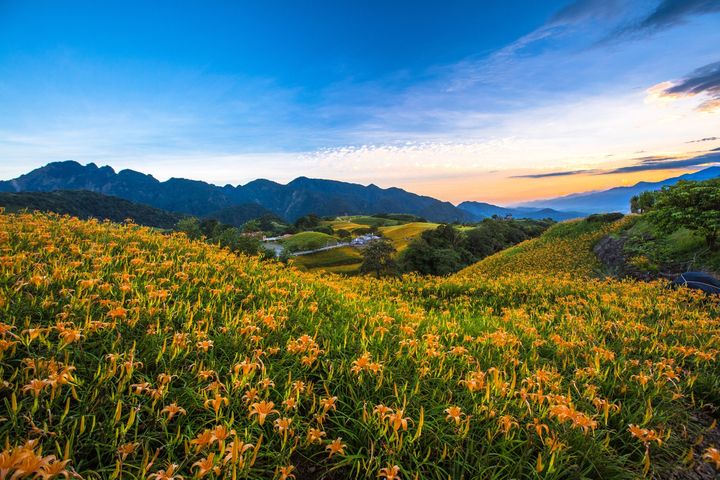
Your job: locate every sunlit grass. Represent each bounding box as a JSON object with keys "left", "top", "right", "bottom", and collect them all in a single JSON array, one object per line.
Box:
[{"left": 378, "top": 222, "right": 439, "bottom": 251}]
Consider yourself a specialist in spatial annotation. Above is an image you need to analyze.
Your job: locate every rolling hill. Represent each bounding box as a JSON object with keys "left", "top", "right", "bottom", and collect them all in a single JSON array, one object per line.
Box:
[{"left": 455, "top": 214, "right": 631, "bottom": 279}]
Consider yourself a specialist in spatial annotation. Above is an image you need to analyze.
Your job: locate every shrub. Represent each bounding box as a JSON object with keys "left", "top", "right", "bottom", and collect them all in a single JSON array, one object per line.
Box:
[{"left": 587, "top": 212, "right": 625, "bottom": 223}]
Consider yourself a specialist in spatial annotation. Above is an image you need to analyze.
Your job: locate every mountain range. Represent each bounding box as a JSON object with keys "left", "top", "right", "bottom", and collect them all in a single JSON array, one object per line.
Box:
[
  {"left": 3, "top": 161, "right": 718, "bottom": 224},
  {"left": 521, "top": 166, "right": 720, "bottom": 213},
  {"left": 0, "top": 161, "right": 472, "bottom": 222},
  {"left": 0, "top": 161, "right": 577, "bottom": 223},
  {"left": 457, "top": 201, "right": 585, "bottom": 221}
]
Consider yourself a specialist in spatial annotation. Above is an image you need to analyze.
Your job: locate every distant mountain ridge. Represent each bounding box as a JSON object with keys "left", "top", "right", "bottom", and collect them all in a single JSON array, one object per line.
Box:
[
  {"left": 520, "top": 166, "right": 720, "bottom": 213},
  {"left": 1, "top": 161, "right": 572, "bottom": 223},
  {"left": 457, "top": 201, "right": 585, "bottom": 221},
  {"left": 0, "top": 161, "right": 474, "bottom": 222}
]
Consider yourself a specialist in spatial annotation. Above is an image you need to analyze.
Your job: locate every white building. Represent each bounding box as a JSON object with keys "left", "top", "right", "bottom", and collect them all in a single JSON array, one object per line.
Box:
[{"left": 350, "top": 234, "right": 382, "bottom": 246}]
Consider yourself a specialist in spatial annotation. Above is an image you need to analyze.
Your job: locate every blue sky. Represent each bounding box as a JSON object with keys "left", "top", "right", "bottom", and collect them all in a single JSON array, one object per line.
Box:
[{"left": 1, "top": 0, "right": 719, "bottom": 204}]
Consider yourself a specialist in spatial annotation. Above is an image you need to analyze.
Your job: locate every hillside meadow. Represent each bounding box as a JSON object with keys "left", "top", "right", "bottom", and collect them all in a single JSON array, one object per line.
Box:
[{"left": 1, "top": 212, "right": 719, "bottom": 479}]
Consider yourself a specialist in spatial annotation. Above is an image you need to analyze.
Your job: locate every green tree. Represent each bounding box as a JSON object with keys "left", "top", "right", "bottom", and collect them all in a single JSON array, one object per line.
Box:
[
  {"left": 645, "top": 179, "right": 720, "bottom": 250},
  {"left": 216, "top": 227, "right": 262, "bottom": 255},
  {"left": 360, "top": 239, "right": 397, "bottom": 278},
  {"left": 175, "top": 217, "right": 202, "bottom": 239},
  {"left": 630, "top": 191, "right": 658, "bottom": 214},
  {"left": 336, "top": 229, "right": 351, "bottom": 239},
  {"left": 294, "top": 214, "right": 321, "bottom": 231},
  {"left": 242, "top": 219, "right": 261, "bottom": 233}
]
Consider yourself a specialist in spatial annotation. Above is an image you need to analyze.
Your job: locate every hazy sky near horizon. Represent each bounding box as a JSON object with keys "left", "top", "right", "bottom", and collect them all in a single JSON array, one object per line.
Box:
[{"left": 1, "top": 0, "right": 719, "bottom": 205}]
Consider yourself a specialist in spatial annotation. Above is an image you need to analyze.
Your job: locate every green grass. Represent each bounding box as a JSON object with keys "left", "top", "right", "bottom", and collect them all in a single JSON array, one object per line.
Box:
[
  {"left": 281, "top": 231, "right": 338, "bottom": 252},
  {"left": 291, "top": 246, "right": 362, "bottom": 271},
  {"left": 321, "top": 220, "right": 367, "bottom": 233},
  {"left": 309, "top": 263, "right": 362, "bottom": 274},
  {"left": 623, "top": 217, "right": 720, "bottom": 274},
  {"left": 297, "top": 222, "right": 439, "bottom": 274}
]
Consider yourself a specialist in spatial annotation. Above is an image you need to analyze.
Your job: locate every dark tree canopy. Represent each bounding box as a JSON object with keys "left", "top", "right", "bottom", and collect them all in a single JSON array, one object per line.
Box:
[
  {"left": 294, "top": 214, "right": 322, "bottom": 231},
  {"left": 175, "top": 217, "right": 262, "bottom": 256},
  {"left": 360, "top": 239, "right": 398, "bottom": 278}
]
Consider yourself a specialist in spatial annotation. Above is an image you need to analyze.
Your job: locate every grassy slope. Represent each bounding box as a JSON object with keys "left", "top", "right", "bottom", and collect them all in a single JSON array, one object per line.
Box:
[
  {"left": 347, "top": 216, "right": 400, "bottom": 227},
  {"left": 456, "top": 217, "right": 632, "bottom": 279},
  {"left": 1, "top": 212, "right": 719, "bottom": 479},
  {"left": 322, "top": 216, "right": 402, "bottom": 233},
  {"left": 321, "top": 220, "right": 366, "bottom": 233},
  {"left": 281, "top": 231, "right": 337, "bottom": 252},
  {"left": 378, "top": 222, "right": 439, "bottom": 251},
  {"left": 291, "top": 246, "right": 362, "bottom": 271}
]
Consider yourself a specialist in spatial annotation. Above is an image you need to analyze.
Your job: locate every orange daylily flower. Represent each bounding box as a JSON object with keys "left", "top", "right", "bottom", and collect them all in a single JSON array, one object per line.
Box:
[
  {"left": 161, "top": 403, "right": 186, "bottom": 421},
  {"left": 702, "top": 447, "right": 720, "bottom": 469},
  {"left": 319, "top": 396, "right": 338, "bottom": 413},
  {"left": 117, "top": 442, "right": 139, "bottom": 461},
  {"left": 204, "top": 394, "right": 229, "bottom": 414},
  {"left": 192, "top": 453, "right": 221, "bottom": 478},
  {"left": 278, "top": 465, "right": 295, "bottom": 480},
  {"left": 384, "top": 409, "right": 411, "bottom": 432},
  {"left": 22, "top": 379, "right": 49, "bottom": 397},
  {"left": 248, "top": 400, "right": 279, "bottom": 425},
  {"left": 628, "top": 424, "right": 663, "bottom": 445},
  {"left": 378, "top": 464, "right": 401, "bottom": 480},
  {"left": 307, "top": 428, "right": 326, "bottom": 444},
  {"left": 190, "top": 430, "right": 216, "bottom": 452},
  {"left": 326, "top": 438, "right": 346, "bottom": 458},
  {"left": 148, "top": 463, "right": 183, "bottom": 480},
  {"left": 273, "top": 417, "right": 294, "bottom": 435},
  {"left": 444, "top": 406, "right": 464, "bottom": 425}
]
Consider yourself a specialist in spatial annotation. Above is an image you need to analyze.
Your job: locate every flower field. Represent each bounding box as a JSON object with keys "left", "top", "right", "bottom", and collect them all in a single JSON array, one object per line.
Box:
[
  {"left": 456, "top": 217, "right": 632, "bottom": 278},
  {"left": 1, "top": 212, "right": 719, "bottom": 479}
]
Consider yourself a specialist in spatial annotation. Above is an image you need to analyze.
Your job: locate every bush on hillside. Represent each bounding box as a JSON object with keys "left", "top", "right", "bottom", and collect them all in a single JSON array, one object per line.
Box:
[
  {"left": 644, "top": 179, "right": 720, "bottom": 250},
  {"left": 587, "top": 212, "right": 624, "bottom": 223}
]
